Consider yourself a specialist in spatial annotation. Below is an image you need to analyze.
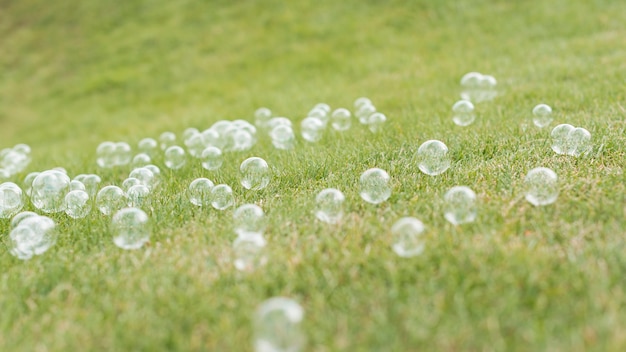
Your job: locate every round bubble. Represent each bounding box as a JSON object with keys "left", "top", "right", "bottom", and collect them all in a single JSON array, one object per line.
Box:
[
  {"left": 416, "top": 140, "right": 451, "bottom": 176},
  {"left": 82, "top": 174, "right": 102, "bottom": 197},
  {"left": 0, "top": 182, "right": 24, "bottom": 219},
  {"left": 460, "top": 71, "right": 482, "bottom": 102},
  {"left": 9, "top": 215, "right": 56, "bottom": 260},
  {"left": 254, "top": 297, "right": 305, "bottom": 352},
  {"left": 96, "top": 185, "right": 127, "bottom": 215},
  {"left": 65, "top": 190, "right": 91, "bottom": 219},
  {"left": 201, "top": 146, "right": 223, "bottom": 171},
  {"left": 113, "top": 142, "right": 132, "bottom": 166},
  {"left": 211, "top": 184, "right": 234, "bottom": 210},
  {"left": 23, "top": 171, "right": 40, "bottom": 196},
  {"left": 233, "top": 204, "right": 266, "bottom": 238},
  {"left": 331, "top": 108, "right": 351, "bottom": 131},
  {"left": 314, "top": 188, "right": 345, "bottom": 224},
  {"left": 550, "top": 124, "right": 575, "bottom": 155},
  {"left": 31, "top": 170, "right": 71, "bottom": 213},
  {"left": 182, "top": 127, "right": 199, "bottom": 141},
  {"left": 391, "top": 217, "right": 426, "bottom": 257},
  {"left": 356, "top": 103, "right": 376, "bottom": 124},
  {"left": 159, "top": 132, "right": 177, "bottom": 151},
  {"left": 70, "top": 180, "right": 86, "bottom": 192},
  {"left": 188, "top": 178, "right": 214, "bottom": 207},
  {"left": 138, "top": 138, "right": 158, "bottom": 156},
  {"left": 444, "top": 186, "right": 477, "bottom": 225},
  {"left": 132, "top": 153, "right": 152, "bottom": 168},
  {"left": 184, "top": 132, "right": 207, "bottom": 158},
  {"left": 122, "top": 177, "right": 142, "bottom": 192},
  {"left": 270, "top": 125, "right": 295, "bottom": 150},
  {"left": 230, "top": 129, "right": 255, "bottom": 152},
  {"left": 367, "top": 112, "right": 386, "bottom": 133},
  {"left": 524, "top": 167, "right": 558, "bottom": 206},
  {"left": 96, "top": 141, "right": 116, "bottom": 168},
  {"left": 300, "top": 117, "right": 325, "bottom": 143},
  {"left": 10, "top": 211, "right": 39, "bottom": 229},
  {"left": 233, "top": 236, "right": 267, "bottom": 272},
  {"left": 452, "top": 100, "right": 475, "bottom": 126},
  {"left": 127, "top": 184, "right": 151, "bottom": 208},
  {"left": 308, "top": 107, "right": 329, "bottom": 127},
  {"left": 240, "top": 157, "right": 271, "bottom": 191},
  {"left": 129, "top": 167, "right": 156, "bottom": 189},
  {"left": 255, "top": 107, "right": 272, "bottom": 129},
  {"left": 532, "top": 104, "right": 553, "bottom": 128},
  {"left": 112, "top": 207, "right": 150, "bottom": 250},
  {"left": 359, "top": 168, "right": 391, "bottom": 204},
  {"left": 566, "top": 127, "right": 592, "bottom": 157},
  {"left": 164, "top": 146, "right": 186, "bottom": 170},
  {"left": 354, "top": 97, "right": 372, "bottom": 110}
]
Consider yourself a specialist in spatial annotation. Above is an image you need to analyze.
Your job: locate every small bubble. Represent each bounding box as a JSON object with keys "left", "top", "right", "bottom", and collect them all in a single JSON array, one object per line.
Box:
[
  {"left": 0, "top": 182, "right": 24, "bottom": 219},
  {"left": 254, "top": 297, "right": 305, "bottom": 352},
  {"left": 443, "top": 186, "right": 477, "bottom": 225},
  {"left": 164, "top": 146, "right": 186, "bottom": 170},
  {"left": 132, "top": 153, "right": 152, "bottom": 168},
  {"left": 524, "top": 167, "right": 558, "bottom": 206},
  {"left": 31, "top": 170, "right": 70, "bottom": 213},
  {"left": 532, "top": 104, "right": 553, "bottom": 128},
  {"left": 211, "top": 184, "right": 234, "bottom": 210},
  {"left": 452, "top": 100, "right": 475, "bottom": 126},
  {"left": 233, "top": 204, "right": 267, "bottom": 237},
  {"left": 270, "top": 125, "right": 295, "bottom": 150},
  {"left": 96, "top": 185, "right": 127, "bottom": 215},
  {"left": 159, "top": 132, "right": 177, "bottom": 151},
  {"left": 550, "top": 124, "right": 575, "bottom": 155},
  {"left": 391, "top": 217, "right": 425, "bottom": 257},
  {"left": 240, "top": 157, "right": 271, "bottom": 191},
  {"left": 416, "top": 140, "right": 451, "bottom": 176},
  {"left": 359, "top": 168, "right": 391, "bottom": 204},
  {"left": 233, "top": 236, "right": 267, "bottom": 272},
  {"left": 255, "top": 107, "right": 273, "bottom": 129},
  {"left": 9, "top": 215, "right": 56, "bottom": 260},
  {"left": 112, "top": 207, "right": 150, "bottom": 250},
  {"left": 300, "top": 117, "right": 325, "bottom": 143},
  {"left": 566, "top": 127, "right": 592, "bottom": 157},
  {"left": 331, "top": 108, "right": 351, "bottom": 131},
  {"left": 138, "top": 138, "right": 158, "bottom": 156},
  {"left": 201, "top": 146, "right": 223, "bottom": 171},
  {"left": 188, "top": 178, "right": 214, "bottom": 207},
  {"left": 367, "top": 112, "right": 386, "bottom": 133},
  {"left": 314, "top": 188, "right": 345, "bottom": 224},
  {"left": 64, "top": 190, "right": 91, "bottom": 219}
]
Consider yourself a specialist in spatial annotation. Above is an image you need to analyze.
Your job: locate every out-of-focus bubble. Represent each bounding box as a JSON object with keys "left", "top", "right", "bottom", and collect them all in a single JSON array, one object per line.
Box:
[
  {"left": 202, "top": 128, "right": 222, "bottom": 149},
  {"left": 233, "top": 204, "right": 266, "bottom": 238},
  {"left": 314, "top": 188, "right": 345, "bottom": 224},
  {"left": 132, "top": 153, "right": 152, "bottom": 168},
  {"left": 367, "top": 112, "right": 386, "bottom": 133},
  {"left": 9, "top": 215, "right": 57, "bottom": 260},
  {"left": 0, "top": 144, "right": 31, "bottom": 175},
  {"left": 184, "top": 132, "right": 207, "bottom": 158},
  {"left": 524, "top": 167, "right": 558, "bottom": 206},
  {"left": 82, "top": 174, "right": 102, "bottom": 198},
  {"left": 96, "top": 141, "right": 116, "bottom": 168},
  {"left": 201, "top": 146, "right": 223, "bottom": 171},
  {"left": 314, "top": 103, "right": 331, "bottom": 113},
  {"left": 10, "top": 211, "right": 39, "bottom": 229},
  {"left": 300, "top": 117, "right": 325, "bottom": 143},
  {"left": 24, "top": 171, "right": 41, "bottom": 195},
  {"left": 0, "top": 182, "right": 24, "bottom": 219},
  {"left": 359, "top": 168, "right": 391, "bottom": 204},
  {"left": 31, "top": 170, "right": 71, "bottom": 213},
  {"left": 240, "top": 157, "right": 271, "bottom": 191},
  {"left": 138, "top": 138, "right": 159, "bottom": 156},
  {"left": 391, "top": 217, "right": 425, "bottom": 257},
  {"left": 233, "top": 236, "right": 267, "bottom": 272},
  {"left": 96, "top": 185, "right": 127, "bottom": 215},
  {"left": 159, "top": 132, "right": 177, "bottom": 151},
  {"left": 182, "top": 127, "right": 199, "bottom": 141},
  {"left": 356, "top": 103, "right": 376, "bottom": 124},
  {"left": 331, "top": 108, "right": 351, "bottom": 131},
  {"left": 354, "top": 97, "right": 372, "bottom": 111},
  {"left": 70, "top": 180, "right": 86, "bottom": 192},
  {"left": 254, "top": 297, "right": 305, "bottom": 352},
  {"left": 532, "top": 104, "right": 553, "bottom": 128},
  {"left": 128, "top": 167, "right": 156, "bottom": 189},
  {"left": 164, "top": 146, "right": 186, "bottom": 170},
  {"left": 211, "top": 184, "right": 234, "bottom": 210},
  {"left": 416, "top": 140, "right": 451, "bottom": 176},
  {"left": 127, "top": 184, "right": 151, "bottom": 208},
  {"left": 0, "top": 168, "right": 10, "bottom": 180},
  {"left": 64, "top": 190, "right": 91, "bottom": 219},
  {"left": 255, "top": 107, "right": 272, "bottom": 129},
  {"left": 566, "top": 127, "right": 592, "bottom": 157},
  {"left": 270, "top": 125, "right": 295, "bottom": 150},
  {"left": 230, "top": 129, "right": 255, "bottom": 152},
  {"left": 122, "top": 177, "right": 142, "bottom": 192},
  {"left": 443, "top": 186, "right": 477, "bottom": 225},
  {"left": 460, "top": 72, "right": 482, "bottom": 102},
  {"left": 187, "top": 178, "right": 214, "bottom": 207},
  {"left": 308, "top": 107, "right": 329, "bottom": 127},
  {"left": 452, "top": 100, "right": 475, "bottom": 126},
  {"left": 550, "top": 124, "right": 575, "bottom": 155},
  {"left": 112, "top": 207, "right": 150, "bottom": 250},
  {"left": 113, "top": 142, "right": 132, "bottom": 166}
]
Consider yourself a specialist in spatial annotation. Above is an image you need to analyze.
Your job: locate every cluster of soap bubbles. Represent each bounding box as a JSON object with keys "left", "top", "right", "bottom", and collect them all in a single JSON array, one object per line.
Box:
[
  {"left": 460, "top": 71, "right": 498, "bottom": 103},
  {"left": 551, "top": 124, "right": 592, "bottom": 157},
  {"left": 0, "top": 144, "right": 31, "bottom": 179}
]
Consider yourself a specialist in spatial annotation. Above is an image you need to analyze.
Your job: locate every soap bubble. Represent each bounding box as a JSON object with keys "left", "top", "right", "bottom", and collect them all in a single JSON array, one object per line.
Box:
[
  {"left": 128, "top": 167, "right": 156, "bottom": 189},
  {"left": 356, "top": 103, "right": 376, "bottom": 124},
  {"left": 233, "top": 236, "right": 267, "bottom": 272},
  {"left": 182, "top": 127, "right": 199, "bottom": 141},
  {"left": 211, "top": 184, "right": 234, "bottom": 210},
  {"left": 460, "top": 72, "right": 482, "bottom": 102},
  {"left": 22, "top": 172, "right": 39, "bottom": 196},
  {"left": 70, "top": 180, "right": 86, "bottom": 192},
  {"left": 532, "top": 104, "right": 553, "bottom": 128},
  {"left": 0, "top": 168, "right": 9, "bottom": 180},
  {"left": 164, "top": 146, "right": 186, "bottom": 170},
  {"left": 13, "top": 143, "right": 31, "bottom": 155},
  {"left": 254, "top": 297, "right": 305, "bottom": 352},
  {"left": 354, "top": 97, "right": 372, "bottom": 110},
  {"left": 82, "top": 174, "right": 102, "bottom": 197},
  {"left": 233, "top": 204, "right": 266, "bottom": 237},
  {"left": 10, "top": 211, "right": 39, "bottom": 229},
  {"left": 416, "top": 140, "right": 451, "bottom": 176},
  {"left": 0, "top": 145, "right": 31, "bottom": 175},
  {"left": 188, "top": 178, "right": 214, "bottom": 207},
  {"left": 367, "top": 112, "right": 386, "bottom": 133},
  {"left": 96, "top": 185, "right": 127, "bottom": 215},
  {"left": 113, "top": 142, "right": 132, "bottom": 166},
  {"left": 201, "top": 146, "right": 223, "bottom": 171},
  {"left": 550, "top": 124, "right": 575, "bottom": 155},
  {"left": 127, "top": 184, "right": 151, "bottom": 208},
  {"left": 132, "top": 153, "right": 152, "bottom": 168},
  {"left": 452, "top": 100, "right": 475, "bottom": 126},
  {"left": 230, "top": 129, "right": 255, "bottom": 152},
  {"left": 201, "top": 129, "right": 221, "bottom": 148},
  {"left": 184, "top": 132, "right": 207, "bottom": 158},
  {"left": 96, "top": 141, "right": 116, "bottom": 168},
  {"left": 159, "top": 132, "right": 177, "bottom": 151},
  {"left": 240, "top": 157, "right": 271, "bottom": 191},
  {"left": 331, "top": 108, "right": 351, "bottom": 131},
  {"left": 31, "top": 170, "right": 71, "bottom": 213},
  {"left": 314, "top": 103, "right": 331, "bottom": 113},
  {"left": 255, "top": 107, "right": 272, "bottom": 129},
  {"left": 122, "top": 177, "right": 142, "bottom": 192},
  {"left": 359, "top": 168, "right": 391, "bottom": 204},
  {"left": 0, "top": 182, "right": 24, "bottom": 219},
  {"left": 308, "top": 107, "right": 329, "bottom": 127},
  {"left": 138, "top": 138, "right": 158, "bottom": 156},
  {"left": 266, "top": 117, "right": 292, "bottom": 132},
  {"left": 443, "top": 186, "right": 477, "bottom": 225},
  {"left": 478, "top": 74, "right": 498, "bottom": 101},
  {"left": 391, "top": 217, "right": 425, "bottom": 257},
  {"left": 270, "top": 125, "right": 295, "bottom": 150},
  {"left": 112, "top": 207, "right": 150, "bottom": 250},
  {"left": 300, "top": 117, "right": 325, "bottom": 142},
  {"left": 52, "top": 166, "right": 68, "bottom": 175},
  {"left": 524, "top": 167, "right": 558, "bottom": 206},
  {"left": 314, "top": 188, "right": 345, "bottom": 224},
  {"left": 9, "top": 214, "right": 57, "bottom": 260},
  {"left": 566, "top": 127, "right": 592, "bottom": 157},
  {"left": 64, "top": 190, "right": 91, "bottom": 219}
]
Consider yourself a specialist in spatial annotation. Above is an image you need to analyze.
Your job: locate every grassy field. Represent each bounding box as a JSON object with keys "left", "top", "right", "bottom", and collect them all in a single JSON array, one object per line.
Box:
[{"left": 2, "top": 0, "right": 626, "bottom": 350}]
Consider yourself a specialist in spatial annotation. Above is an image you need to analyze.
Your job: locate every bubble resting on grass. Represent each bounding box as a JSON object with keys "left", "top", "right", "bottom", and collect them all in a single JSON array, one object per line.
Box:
[
  {"left": 201, "top": 146, "right": 223, "bottom": 171},
  {"left": 211, "top": 184, "right": 234, "bottom": 210},
  {"left": 550, "top": 124, "right": 575, "bottom": 155},
  {"left": 443, "top": 186, "right": 477, "bottom": 225},
  {"left": 391, "top": 217, "right": 426, "bottom": 257},
  {"left": 566, "top": 127, "right": 592, "bottom": 157},
  {"left": 331, "top": 108, "right": 351, "bottom": 131},
  {"left": 452, "top": 100, "right": 475, "bottom": 126},
  {"left": 127, "top": 184, "right": 151, "bottom": 208},
  {"left": 0, "top": 182, "right": 24, "bottom": 219},
  {"left": 300, "top": 117, "right": 325, "bottom": 142},
  {"left": 65, "top": 190, "right": 91, "bottom": 219},
  {"left": 416, "top": 140, "right": 451, "bottom": 176},
  {"left": 11, "top": 211, "right": 39, "bottom": 229},
  {"left": 233, "top": 236, "right": 267, "bottom": 272},
  {"left": 314, "top": 188, "right": 345, "bottom": 224},
  {"left": 112, "top": 207, "right": 150, "bottom": 250},
  {"left": 159, "top": 132, "right": 177, "bottom": 151},
  {"left": 31, "top": 170, "right": 71, "bottom": 213},
  {"left": 359, "top": 168, "right": 391, "bottom": 204},
  {"left": 188, "top": 178, "right": 214, "bottom": 207},
  {"left": 233, "top": 204, "right": 267, "bottom": 238},
  {"left": 524, "top": 167, "right": 558, "bottom": 206},
  {"left": 240, "top": 157, "right": 271, "bottom": 191},
  {"left": 96, "top": 185, "right": 127, "bottom": 215},
  {"left": 254, "top": 297, "right": 305, "bottom": 352},
  {"left": 9, "top": 214, "right": 57, "bottom": 260},
  {"left": 367, "top": 112, "right": 386, "bottom": 133},
  {"left": 164, "top": 146, "right": 186, "bottom": 170},
  {"left": 532, "top": 104, "right": 553, "bottom": 128}
]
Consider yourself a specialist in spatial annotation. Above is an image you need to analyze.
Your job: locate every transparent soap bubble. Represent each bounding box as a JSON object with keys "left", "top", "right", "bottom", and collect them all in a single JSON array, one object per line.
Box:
[
  {"left": 443, "top": 186, "right": 477, "bottom": 225},
  {"left": 159, "top": 131, "right": 177, "bottom": 151},
  {"left": 391, "top": 217, "right": 425, "bottom": 257},
  {"left": 230, "top": 129, "right": 255, "bottom": 152},
  {"left": 129, "top": 167, "right": 156, "bottom": 189},
  {"left": 9, "top": 214, "right": 57, "bottom": 260},
  {"left": 240, "top": 157, "right": 271, "bottom": 190},
  {"left": 233, "top": 204, "right": 266, "bottom": 237},
  {"left": 164, "top": 146, "right": 186, "bottom": 170},
  {"left": 308, "top": 107, "right": 329, "bottom": 127},
  {"left": 10, "top": 211, "right": 39, "bottom": 229},
  {"left": 0, "top": 168, "right": 9, "bottom": 180},
  {"left": 367, "top": 112, "right": 386, "bottom": 133},
  {"left": 416, "top": 140, "right": 451, "bottom": 176},
  {"left": 356, "top": 103, "right": 376, "bottom": 124},
  {"left": 201, "top": 146, "right": 223, "bottom": 171},
  {"left": 532, "top": 104, "right": 553, "bottom": 128},
  {"left": 52, "top": 166, "right": 68, "bottom": 175},
  {"left": 524, "top": 167, "right": 558, "bottom": 206},
  {"left": 359, "top": 168, "right": 391, "bottom": 204},
  {"left": 132, "top": 153, "right": 152, "bottom": 168},
  {"left": 314, "top": 188, "right": 345, "bottom": 224},
  {"left": 112, "top": 207, "right": 150, "bottom": 250},
  {"left": 138, "top": 137, "right": 158, "bottom": 156},
  {"left": 452, "top": 100, "right": 475, "bottom": 126},
  {"left": 550, "top": 124, "right": 575, "bottom": 155},
  {"left": 478, "top": 74, "right": 498, "bottom": 102},
  {"left": 566, "top": 127, "right": 592, "bottom": 157},
  {"left": 331, "top": 108, "right": 351, "bottom": 131},
  {"left": 122, "top": 177, "right": 142, "bottom": 192},
  {"left": 23, "top": 172, "right": 40, "bottom": 196},
  {"left": 127, "top": 184, "right": 151, "bottom": 208},
  {"left": 254, "top": 297, "right": 305, "bottom": 352},
  {"left": 255, "top": 107, "right": 272, "bottom": 129},
  {"left": 113, "top": 142, "right": 132, "bottom": 166},
  {"left": 266, "top": 117, "right": 292, "bottom": 133},
  {"left": 233, "top": 236, "right": 267, "bottom": 272},
  {"left": 82, "top": 174, "right": 102, "bottom": 197},
  {"left": 96, "top": 185, "right": 127, "bottom": 215},
  {"left": 64, "top": 190, "right": 91, "bottom": 219},
  {"left": 354, "top": 97, "right": 372, "bottom": 110},
  {"left": 0, "top": 145, "right": 31, "bottom": 175},
  {"left": 182, "top": 127, "right": 200, "bottom": 141},
  {"left": 188, "top": 178, "right": 214, "bottom": 207},
  {"left": 184, "top": 132, "right": 207, "bottom": 158},
  {"left": 270, "top": 125, "right": 295, "bottom": 150},
  {"left": 31, "top": 170, "right": 71, "bottom": 213},
  {"left": 0, "top": 182, "right": 24, "bottom": 219},
  {"left": 70, "top": 180, "right": 86, "bottom": 192},
  {"left": 211, "top": 184, "right": 234, "bottom": 210},
  {"left": 314, "top": 103, "right": 331, "bottom": 113},
  {"left": 96, "top": 141, "right": 116, "bottom": 168},
  {"left": 300, "top": 117, "right": 325, "bottom": 143},
  {"left": 460, "top": 72, "right": 482, "bottom": 102},
  {"left": 202, "top": 128, "right": 221, "bottom": 149}
]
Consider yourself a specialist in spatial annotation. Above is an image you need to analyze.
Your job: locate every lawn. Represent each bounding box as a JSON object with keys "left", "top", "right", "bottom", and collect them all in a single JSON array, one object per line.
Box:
[{"left": 1, "top": 0, "right": 626, "bottom": 350}]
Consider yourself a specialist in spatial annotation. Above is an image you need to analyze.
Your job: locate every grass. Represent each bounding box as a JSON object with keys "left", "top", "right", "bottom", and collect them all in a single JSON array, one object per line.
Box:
[{"left": 1, "top": 0, "right": 626, "bottom": 350}]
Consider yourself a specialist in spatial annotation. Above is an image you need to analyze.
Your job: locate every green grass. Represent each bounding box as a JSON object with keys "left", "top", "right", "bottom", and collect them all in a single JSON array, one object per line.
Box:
[{"left": 2, "top": 0, "right": 626, "bottom": 350}]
